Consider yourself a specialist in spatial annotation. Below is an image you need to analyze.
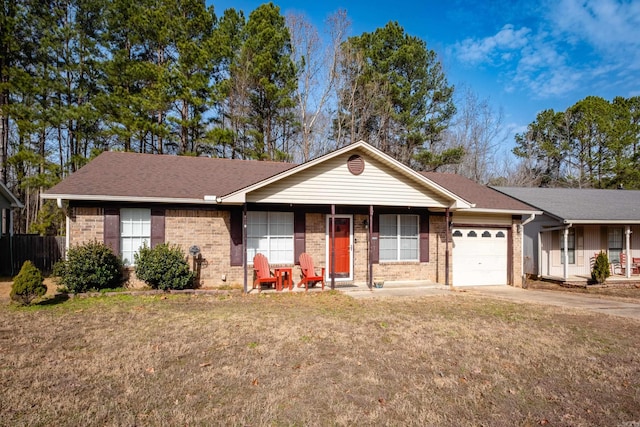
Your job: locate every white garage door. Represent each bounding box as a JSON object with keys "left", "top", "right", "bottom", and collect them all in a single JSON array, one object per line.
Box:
[{"left": 452, "top": 228, "right": 508, "bottom": 286}]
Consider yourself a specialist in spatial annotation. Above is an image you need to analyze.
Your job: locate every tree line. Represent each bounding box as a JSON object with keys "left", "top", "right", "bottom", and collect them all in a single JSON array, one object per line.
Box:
[
  {"left": 2, "top": 0, "right": 638, "bottom": 236},
  {"left": 2, "top": 0, "right": 472, "bottom": 234},
  {"left": 510, "top": 96, "right": 640, "bottom": 189}
]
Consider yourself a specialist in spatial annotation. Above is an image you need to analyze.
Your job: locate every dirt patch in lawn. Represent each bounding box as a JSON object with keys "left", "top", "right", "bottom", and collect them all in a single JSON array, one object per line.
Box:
[
  {"left": 1, "top": 291, "right": 639, "bottom": 426},
  {"left": 0, "top": 276, "right": 59, "bottom": 301},
  {"left": 527, "top": 279, "right": 640, "bottom": 301}
]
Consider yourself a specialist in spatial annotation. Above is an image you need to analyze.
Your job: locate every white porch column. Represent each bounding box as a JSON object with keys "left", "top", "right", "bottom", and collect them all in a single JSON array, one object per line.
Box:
[
  {"left": 563, "top": 228, "right": 569, "bottom": 280},
  {"left": 625, "top": 225, "right": 632, "bottom": 278}
]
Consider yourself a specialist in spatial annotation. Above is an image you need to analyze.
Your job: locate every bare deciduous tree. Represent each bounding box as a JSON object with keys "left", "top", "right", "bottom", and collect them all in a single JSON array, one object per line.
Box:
[
  {"left": 440, "top": 88, "right": 506, "bottom": 183},
  {"left": 287, "top": 9, "right": 349, "bottom": 161}
]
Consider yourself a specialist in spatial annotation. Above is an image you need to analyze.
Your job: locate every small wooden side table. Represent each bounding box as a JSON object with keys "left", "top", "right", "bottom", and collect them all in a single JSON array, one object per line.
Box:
[{"left": 274, "top": 267, "right": 293, "bottom": 291}]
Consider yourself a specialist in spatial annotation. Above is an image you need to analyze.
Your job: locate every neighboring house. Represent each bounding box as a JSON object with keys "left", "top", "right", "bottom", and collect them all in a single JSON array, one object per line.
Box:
[
  {"left": 0, "top": 181, "right": 24, "bottom": 275},
  {"left": 0, "top": 181, "right": 23, "bottom": 236},
  {"left": 42, "top": 141, "right": 537, "bottom": 290},
  {"left": 495, "top": 187, "right": 640, "bottom": 282}
]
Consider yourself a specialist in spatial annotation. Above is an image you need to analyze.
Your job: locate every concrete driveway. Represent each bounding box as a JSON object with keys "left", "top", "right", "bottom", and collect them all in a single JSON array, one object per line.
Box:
[
  {"left": 464, "top": 285, "right": 640, "bottom": 320},
  {"left": 342, "top": 284, "right": 640, "bottom": 320}
]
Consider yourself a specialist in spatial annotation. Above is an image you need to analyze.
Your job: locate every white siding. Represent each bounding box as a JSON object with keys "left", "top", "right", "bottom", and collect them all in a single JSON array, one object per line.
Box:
[
  {"left": 541, "top": 225, "right": 635, "bottom": 277},
  {"left": 247, "top": 151, "right": 451, "bottom": 207},
  {"left": 453, "top": 212, "right": 513, "bottom": 226}
]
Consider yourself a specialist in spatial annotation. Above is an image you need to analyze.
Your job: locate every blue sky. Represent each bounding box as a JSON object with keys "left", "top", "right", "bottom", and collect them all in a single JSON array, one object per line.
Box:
[{"left": 210, "top": 0, "right": 640, "bottom": 149}]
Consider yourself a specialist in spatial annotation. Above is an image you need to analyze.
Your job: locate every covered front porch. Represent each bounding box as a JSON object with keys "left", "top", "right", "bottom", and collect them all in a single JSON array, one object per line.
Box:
[
  {"left": 539, "top": 223, "right": 640, "bottom": 283},
  {"left": 539, "top": 273, "right": 640, "bottom": 287}
]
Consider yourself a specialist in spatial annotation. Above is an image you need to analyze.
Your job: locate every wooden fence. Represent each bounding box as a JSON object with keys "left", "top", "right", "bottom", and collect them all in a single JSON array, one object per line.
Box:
[{"left": 0, "top": 235, "right": 66, "bottom": 276}]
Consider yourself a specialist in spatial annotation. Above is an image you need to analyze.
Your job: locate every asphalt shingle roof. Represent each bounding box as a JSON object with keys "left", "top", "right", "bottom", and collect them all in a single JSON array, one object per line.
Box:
[
  {"left": 45, "top": 152, "right": 297, "bottom": 200},
  {"left": 494, "top": 187, "right": 640, "bottom": 221},
  {"left": 422, "top": 172, "right": 536, "bottom": 211},
  {"left": 44, "top": 151, "right": 537, "bottom": 213}
]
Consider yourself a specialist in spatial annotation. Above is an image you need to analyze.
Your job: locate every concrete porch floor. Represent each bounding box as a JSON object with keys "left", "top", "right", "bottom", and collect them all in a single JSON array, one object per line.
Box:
[
  {"left": 539, "top": 273, "right": 640, "bottom": 287},
  {"left": 249, "top": 279, "right": 440, "bottom": 294}
]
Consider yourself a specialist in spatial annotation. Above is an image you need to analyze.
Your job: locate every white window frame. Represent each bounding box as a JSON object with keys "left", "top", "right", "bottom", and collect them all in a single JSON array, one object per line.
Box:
[
  {"left": 120, "top": 208, "right": 151, "bottom": 266},
  {"left": 608, "top": 227, "right": 623, "bottom": 264},
  {"left": 247, "top": 211, "right": 294, "bottom": 265},
  {"left": 379, "top": 214, "right": 419, "bottom": 262},
  {"left": 560, "top": 228, "right": 575, "bottom": 265}
]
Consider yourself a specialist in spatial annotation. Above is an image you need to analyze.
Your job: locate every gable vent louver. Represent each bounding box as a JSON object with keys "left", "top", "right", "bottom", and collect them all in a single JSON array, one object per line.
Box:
[{"left": 347, "top": 154, "right": 365, "bottom": 175}]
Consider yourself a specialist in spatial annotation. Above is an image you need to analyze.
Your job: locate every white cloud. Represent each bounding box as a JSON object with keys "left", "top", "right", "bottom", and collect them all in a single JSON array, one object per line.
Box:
[
  {"left": 454, "top": 24, "right": 530, "bottom": 65},
  {"left": 550, "top": 0, "right": 640, "bottom": 54},
  {"left": 452, "top": 0, "right": 640, "bottom": 100}
]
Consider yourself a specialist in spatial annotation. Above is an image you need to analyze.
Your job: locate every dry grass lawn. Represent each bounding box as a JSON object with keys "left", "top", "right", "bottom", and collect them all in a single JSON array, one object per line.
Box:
[{"left": 0, "top": 288, "right": 639, "bottom": 426}]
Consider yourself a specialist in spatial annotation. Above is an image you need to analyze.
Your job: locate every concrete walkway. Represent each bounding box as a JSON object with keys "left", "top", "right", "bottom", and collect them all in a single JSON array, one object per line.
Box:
[{"left": 341, "top": 284, "right": 640, "bottom": 320}]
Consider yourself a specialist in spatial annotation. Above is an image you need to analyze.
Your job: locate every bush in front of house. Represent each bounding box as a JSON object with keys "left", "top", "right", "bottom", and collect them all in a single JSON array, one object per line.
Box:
[
  {"left": 53, "top": 240, "right": 123, "bottom": 293},
  {"left": 591, "top": 251, "right": 610, "bottom": 284},
  {"left": 10, "top": 261, "right": 47, "bottom": 305},
  {"left": 134, "top": 243, "right": 194, "bottom": 290}
]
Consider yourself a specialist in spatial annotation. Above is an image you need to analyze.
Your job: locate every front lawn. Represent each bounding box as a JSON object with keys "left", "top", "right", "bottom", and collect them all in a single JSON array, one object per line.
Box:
[{"left": 1, "top": 292, "right": 638, "bottom": 426}]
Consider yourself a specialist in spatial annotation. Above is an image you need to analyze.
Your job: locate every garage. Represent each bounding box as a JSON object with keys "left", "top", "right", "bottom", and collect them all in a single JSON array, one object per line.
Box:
[{"left": 452, "top": 228, "right": 508, "bottom": 286}]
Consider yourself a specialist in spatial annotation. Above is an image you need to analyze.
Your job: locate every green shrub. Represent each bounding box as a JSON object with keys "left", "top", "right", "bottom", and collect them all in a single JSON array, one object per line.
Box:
[
  {"left": 591, "top": 251, "right": 610, "bottom": 284},
  {"left": 134, "top": 243, "right": 194, "bottom": 290},
  {"left": 53, "top": 240, "right": 123, "bottom": 293},
  {"left": 10, "top": 261, "right": 47, "bottom": 305}
]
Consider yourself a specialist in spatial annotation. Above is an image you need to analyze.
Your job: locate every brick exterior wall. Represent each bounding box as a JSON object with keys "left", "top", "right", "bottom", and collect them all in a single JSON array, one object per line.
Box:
[
  {"left": 164, "top": 209, "right": 242, "bottom": 288},
  {"left": 305, "top": 213, "right": 445, "bottom": 286},
  {"left": 512, "top": 220, "right": 524, "bottom": 287},
  {"left": 69, "top": 207, "right": 104, "bottom": 246},
  {"left": 67, "top": 206, "right": 521, "bottom": 289}
]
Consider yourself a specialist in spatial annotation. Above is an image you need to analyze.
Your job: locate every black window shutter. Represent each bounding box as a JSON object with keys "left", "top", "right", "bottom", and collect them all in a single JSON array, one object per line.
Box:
[
  {"left": 104, "top": 208, "right": 120, "bottom": 256},
  {"left": 151, "top": 208, "right": 165, "bottom": 248},
  {"left": 420, "top": 214, "right": 429, "bottom": 262},
  {"left": 230, "top": 208, "right": 243, "bottom": 266},
  {"left": 371, "top": 214, "right": 379, "bottom": 264},
  {"left": 294, "top": 211, "right": 305, "bottom": 264}
]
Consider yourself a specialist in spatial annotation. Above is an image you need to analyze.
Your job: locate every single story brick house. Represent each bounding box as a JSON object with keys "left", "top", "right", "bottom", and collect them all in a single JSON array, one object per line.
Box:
[
  {"left": 42, "top": 141, "right": 538, "bottom": 290},
  {"left": 495, "top": 186, "right": 640, "bottom": 282}
]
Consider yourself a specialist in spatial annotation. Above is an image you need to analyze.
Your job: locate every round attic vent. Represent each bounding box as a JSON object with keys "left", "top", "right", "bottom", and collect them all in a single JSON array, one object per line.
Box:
[{"left": 347, "top": 154, "right": 364, "bottom": 175}]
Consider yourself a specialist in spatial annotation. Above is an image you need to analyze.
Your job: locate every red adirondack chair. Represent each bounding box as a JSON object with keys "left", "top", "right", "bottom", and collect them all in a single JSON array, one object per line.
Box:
[
  {"left": 253, "top": 253, "right": 277, "bottom": 292},
  {"left": 298, "top": 253, "right": 325, "bottom": 291}
]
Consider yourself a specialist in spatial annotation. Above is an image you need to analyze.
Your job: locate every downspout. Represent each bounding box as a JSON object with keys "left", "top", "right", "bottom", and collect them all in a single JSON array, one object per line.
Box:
[
  {"left": 537, "top": 231, "right": 542, "bottom": 278},
  {"left": 243, "top": 203, "right": 247, "bottom": 294},
  {"left": 520, "top": 214, "right": 536, "bottom": 284},
  {"left": 58, "top": 198, "right": 70, "bottom": 260},
  {"left": 445, "top": 207, "right": 450, "bottom": 289}
]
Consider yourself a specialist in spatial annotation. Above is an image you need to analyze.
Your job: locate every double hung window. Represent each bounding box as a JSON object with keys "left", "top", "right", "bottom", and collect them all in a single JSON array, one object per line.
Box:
[
  {"left": 379, "top": 214, "right": 419, "bottom": 261},
  {"left": 120, "top": 208, "right": 151, "bottom": 266},
  {"left": 247, "top": 211, "right": 294, "bottom": 264},
  {"left": 608, "top": 227, "right": 623, "bottom": 264},
  {"left": 560, "top": 228, "right": 575, "bottom": 264}
]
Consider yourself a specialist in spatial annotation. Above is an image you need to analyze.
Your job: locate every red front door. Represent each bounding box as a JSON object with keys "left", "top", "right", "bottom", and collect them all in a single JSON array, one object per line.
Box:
[{"left": 329, "top": 217, "right": 351, "bottom": 278}]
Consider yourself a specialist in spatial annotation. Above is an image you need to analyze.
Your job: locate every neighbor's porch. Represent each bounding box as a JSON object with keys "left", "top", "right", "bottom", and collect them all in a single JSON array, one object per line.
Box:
[
  {"left": 539, "top": 273, "right": 640, "bottom": 287},
  {"left": 539, "top": 224, "right": 640, "bottom": 282}
]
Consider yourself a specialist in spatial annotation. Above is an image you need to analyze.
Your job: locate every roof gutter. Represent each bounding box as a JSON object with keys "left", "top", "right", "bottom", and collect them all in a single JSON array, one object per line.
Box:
[
  {"left": 543, "top": 223, "right": 573, "bottom": 232},
  {"left": 42, "top": 193, "right": 220, "bottom": 205},
  {"left": 204, "top": 195, "right": 221, "bottom": 204},
  {"left": 565, "top": 219, "right": 640, "bottom": 225},
  {"left": 471, "top": 208, "right": 542, "bottom": 215}
]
